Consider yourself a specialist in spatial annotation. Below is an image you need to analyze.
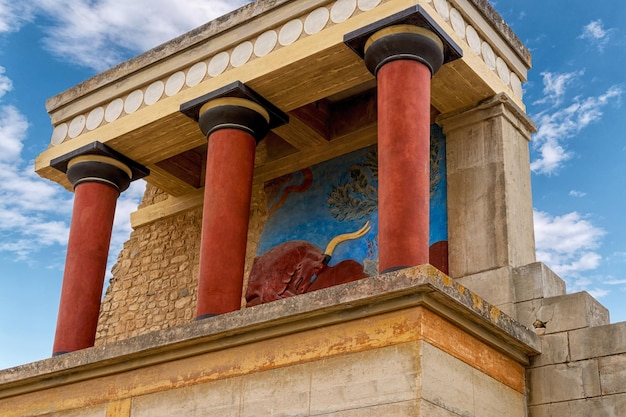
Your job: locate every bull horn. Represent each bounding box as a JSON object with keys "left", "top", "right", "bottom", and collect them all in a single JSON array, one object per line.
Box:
[{"left": 323, "top": 221, "right": 371, "bottom": 258}]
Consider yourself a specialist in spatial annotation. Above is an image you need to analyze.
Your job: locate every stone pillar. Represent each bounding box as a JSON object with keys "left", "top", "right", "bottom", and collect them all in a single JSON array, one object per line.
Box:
[
  {"left": 438, "top": 94, "right": 537, "bottom": 279},
  {"left": 363, "top": 25, "right": 445, "bottom": 272},
  {"left": 180, "top": 82, "right": 287, "bottom": 319},
  {"left": 51, "top": 142, "right": 147, "bottom": 355}
]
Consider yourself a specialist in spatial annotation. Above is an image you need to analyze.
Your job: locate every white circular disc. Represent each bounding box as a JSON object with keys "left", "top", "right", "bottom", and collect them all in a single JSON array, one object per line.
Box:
[
  {"left": 208, "top": 52, "right": 230, "bottom": 77},
  {"left": 230, "top": 41, "right": 253, "bottom": 68},
  {"left": 279, "top": 19, "right": 303, "bottom": 46},
  {"left": 358, "top": 0, "right": 381, "bottom": 11},
  {"left": 511, "top": 72, "right": 523, "bottom": 98},
  {"left": 254, "top": 30, "right": 278, "bottom": 57},
  {"left": 85, "top": 107, "right": 104, "bottom": 131},
  {"left": 144, "top": 81, "right": 164, "bottom": 105},
  {"left": 481, "top": 42, "right": 496, "bottom": 70},
  {"left": 51, "top": 123, "right": 68, "bottom": 146},
  {"left": 105, "top": 98, "right": 124, "bottom": 123},
  {"left": 304, "top": 7, "right": 330, "bottom": 35},
  {"left": 450, "top": 8, "right": 465, "bottom": 39},
  {"left": 330, "top": 0, "right": 356, "bottom": 23},
  {"left": 434, "top": 0, "right": 450, "bottom": 21},
  {"left": 466, "top": 25, "right": 481, "bottom": 55},
  {"left": 68, "top": 115, "right": 86, "bottom": 139},
  {"left": 165, "top": 71, "right": 185, "bottom": 96},
  {"left": 496, "top": 57, "right": 510, "bottom": 85},
  {"left": 124, "top": 89, "right": 143, "bottom": 114},
  {"left": 186, "top": 62, "right": 207, "bottom": 87}
]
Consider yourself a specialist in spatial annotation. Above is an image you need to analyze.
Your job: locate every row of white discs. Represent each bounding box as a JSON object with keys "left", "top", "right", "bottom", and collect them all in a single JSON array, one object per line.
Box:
[{"left": 51, "top": 0, "right": 520, "bottom": 146}]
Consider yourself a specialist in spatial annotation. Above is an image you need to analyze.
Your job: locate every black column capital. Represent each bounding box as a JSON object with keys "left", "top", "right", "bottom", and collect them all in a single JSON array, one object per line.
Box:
[
  {"left": 180, "top": 81, "right": 288, "bottom": 143},
  {"left": 51, "top": 141, "right": 149, "bottom": 192},
  {"left": 344, "top": 6, "right": 462, "bottom": 76}
]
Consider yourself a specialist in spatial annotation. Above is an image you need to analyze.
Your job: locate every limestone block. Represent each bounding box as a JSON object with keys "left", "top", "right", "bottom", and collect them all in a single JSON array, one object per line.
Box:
[
  {"left": 241, "top": 363, "right": 311, "bottom": 417},
  {"left": 527, "top": 360, "right": 601, "bottom": 405},
  {"left": 528, "top": 393, "right": 626, "bottom": 417},
  {"left": 42, "top": 405, "right": 105, "bottom": 417},
  {"left": 455, "top": 266, "right": 516, "bottom": 309},
  {"left": 420, "top": 400, "right": 464, "bottom": 416},
  {"left": 599, "top": 354, "right": 626, "bottom": 395},
  {"left": 536, "top": 292, "right": 610, "bottom": 334},
  {"left": 421, "top": 342, "right": 525, "bottom": 417},
  {"left": 569, "top": 322, "right": 626, "bottom": 361},
  {"left": 514, "top": 298, "right": 543, "bottom": 332},
  {"left": 529, "top": 332, "right": 569, "bottom": 367},
  {"left": 512, "top": 262, "right": 566, "bottom": 302},
  {"left": 309, "top": 343, "right": 419, "bottom": 415},
  {"left": 131, "top": 377, "right": 242, "bottom": 417}
]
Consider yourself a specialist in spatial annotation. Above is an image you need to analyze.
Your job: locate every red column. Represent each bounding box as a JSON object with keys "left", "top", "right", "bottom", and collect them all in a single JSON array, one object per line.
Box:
[
  {"left": 186, "top": 91, "right": 284, "bottom": 319},
  {"left": 361, "top": 25, "right": 445, "bottom": 273},
  {"left": 196, "top": 128, "right": 257, "bottom": 318},
  {"left": 377, "top": 59, "right": 432, "bottom": 271},
  {"left": 53, "top": 181, "right": 119, "bottom": 355},
  {"left": 50, "top": 145, "right": 146, "bottom": 356}
]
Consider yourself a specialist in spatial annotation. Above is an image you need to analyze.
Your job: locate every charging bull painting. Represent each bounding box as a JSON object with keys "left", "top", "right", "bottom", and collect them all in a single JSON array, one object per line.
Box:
[{"left": 246, "top": 125, "right": 448, "bottom": 307}]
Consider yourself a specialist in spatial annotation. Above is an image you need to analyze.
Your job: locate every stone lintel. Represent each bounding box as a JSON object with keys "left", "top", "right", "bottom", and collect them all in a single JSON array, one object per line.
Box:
[
  {"left": 344, "top": 5, "right": 462, "bottom": 66},
  {"left": 50, "top": 141, "right": 149, "bottom": 182},
  {"left": 179, "top": 80, "right": 288, "bottom": 130},
  {"left": 0, "top": 265, "right": 538, "bottom": 400}
]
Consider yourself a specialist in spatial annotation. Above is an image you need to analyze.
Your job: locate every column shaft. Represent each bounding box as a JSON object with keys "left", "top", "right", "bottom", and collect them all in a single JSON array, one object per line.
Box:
[
  {"left": 53, "top": 182, "right": 118, "bottom": 355},
  {"left": 377, "top": 59, "right": 432, "bottom": 272},
  {"left": 196, "top": 128, "right": 256, "bottom": 318}
]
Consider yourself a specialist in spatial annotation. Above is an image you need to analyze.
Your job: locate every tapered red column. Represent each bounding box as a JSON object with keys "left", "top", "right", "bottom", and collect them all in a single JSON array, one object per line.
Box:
[
  {"left": 364, "top": 25, "right": 445, "bottom": 272},
  {"left": 51, "top": 143, "right": 148, "bottom": 355},
  {"left": 181, "top": 82, "right": 288, "bottom": 319},
  {"left": 197, "top": 121, "right": 258, "bottom": 318}
]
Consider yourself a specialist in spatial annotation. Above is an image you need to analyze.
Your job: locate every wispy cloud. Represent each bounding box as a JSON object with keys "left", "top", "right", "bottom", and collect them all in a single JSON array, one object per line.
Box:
[
  {"left": 31, "top": 0, "right": 249, "bottom": 70},
  {"left": 530, "top": 72, "right": 622, "bottom": 174},
  {"left": 0, "top": 1, "right": 33, "bottom": 33},
  {"left": 0, "top": 67, "right": 139, "bottom": 267},
  {"left": 579, "top": 19, "right": 613, "bottom": 51},
  {"left": 534, "top": 209, "right": 606, "bottom": 292},
  {"left": 569, "top": 190, "right": 587, "bottom": 198}
]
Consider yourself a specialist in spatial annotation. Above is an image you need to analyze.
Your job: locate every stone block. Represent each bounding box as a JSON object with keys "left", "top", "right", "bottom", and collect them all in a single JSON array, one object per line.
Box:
[
  {"left": 421, "top": 342, "right": 525, "bottom": 417},
  {"left": 45, "top": 405, "right": 106, "bottom": 417},
  {"left": 241, "top": 362, "right": 311, "bottom": 417},
  {"left": 309, "top": 343, "right": 419, "bottom": 415},
  {"left": 536, "top": 292, "right": 610, "bottom": 334},
  {"left": 599, "top": 354, "right": 626, "bottom": 395},
  {"left": 455, "top": 267, "right": 516, "bottom": 310},
  {"left": 528, "top": 393, "right": 626, "bottom": 417},
  {"left": 527, "top": 360, "right": 601, "bottom": 405},
  {"left": 513, "top": 262, "right": 566, "bottom": 302},
  {"left": 131, "top": 377, "right": 242, "bottom": 417},
  {"left": 514, "top": 298, "right": 543, "bottom": 332},
  {"left": 529, "top": 332, "right": 569, "bottom": 367},
  {"left": 569, "top": 322, "right": 626, "bottom": 361},
  {"left": 420, "top": 399, "right": 464, "bottom": 416}
]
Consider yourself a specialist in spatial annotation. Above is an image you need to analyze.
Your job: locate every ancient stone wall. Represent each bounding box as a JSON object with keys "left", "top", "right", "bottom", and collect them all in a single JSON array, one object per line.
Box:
[{"left": 95, "top": 183, "right": 268, "bottom": 344}]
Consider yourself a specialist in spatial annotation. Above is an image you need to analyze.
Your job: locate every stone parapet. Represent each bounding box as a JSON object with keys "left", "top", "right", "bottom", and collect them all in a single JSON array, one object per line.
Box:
[{"left": 0, "top": 266, "right": 538, "bottom": 417}]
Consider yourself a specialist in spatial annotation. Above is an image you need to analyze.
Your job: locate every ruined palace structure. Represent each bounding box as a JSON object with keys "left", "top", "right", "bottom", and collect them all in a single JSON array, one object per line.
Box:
[{"left": 2, "top": 0, "right": 625, "bottom": 416}]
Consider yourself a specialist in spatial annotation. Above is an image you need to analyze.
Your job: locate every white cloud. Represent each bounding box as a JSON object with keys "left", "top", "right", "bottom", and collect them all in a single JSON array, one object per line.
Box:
[
  {"left": 534, "top": 209, "right": 606, "bottom": 292},
  {"left": 580, "top": 19, "right": 612, "bottom": 50},
  {"left": 569, "top": 190, "right": 587, "bottom": 198},
  {"left": 32, "top": 0, "right": 249, "bottom": 70},
  {"left": 531, "top": 83, "right": 622, "bottom": 175},
  {"left": 0, "top": 1, "right": 33, "bottom": 33},
  {"left": 534, "top": 71, "right": 583, "bottom": 106}
]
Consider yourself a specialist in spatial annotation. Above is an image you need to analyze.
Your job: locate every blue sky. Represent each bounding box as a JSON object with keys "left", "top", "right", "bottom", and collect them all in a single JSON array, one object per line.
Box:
[{"left": 0, "top": 0, "right": 624, "bottom": 368}]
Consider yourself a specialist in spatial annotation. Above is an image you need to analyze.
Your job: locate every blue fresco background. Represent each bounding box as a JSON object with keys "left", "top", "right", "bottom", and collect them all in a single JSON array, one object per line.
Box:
[{"left": 257, "top": 124, "right": 448, "bottom": 276}]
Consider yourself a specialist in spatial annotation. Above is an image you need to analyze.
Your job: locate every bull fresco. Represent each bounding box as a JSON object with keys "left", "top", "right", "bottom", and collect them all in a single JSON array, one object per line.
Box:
[{"left": 245, "top": 125, "right": 448, "bottom": 306}]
